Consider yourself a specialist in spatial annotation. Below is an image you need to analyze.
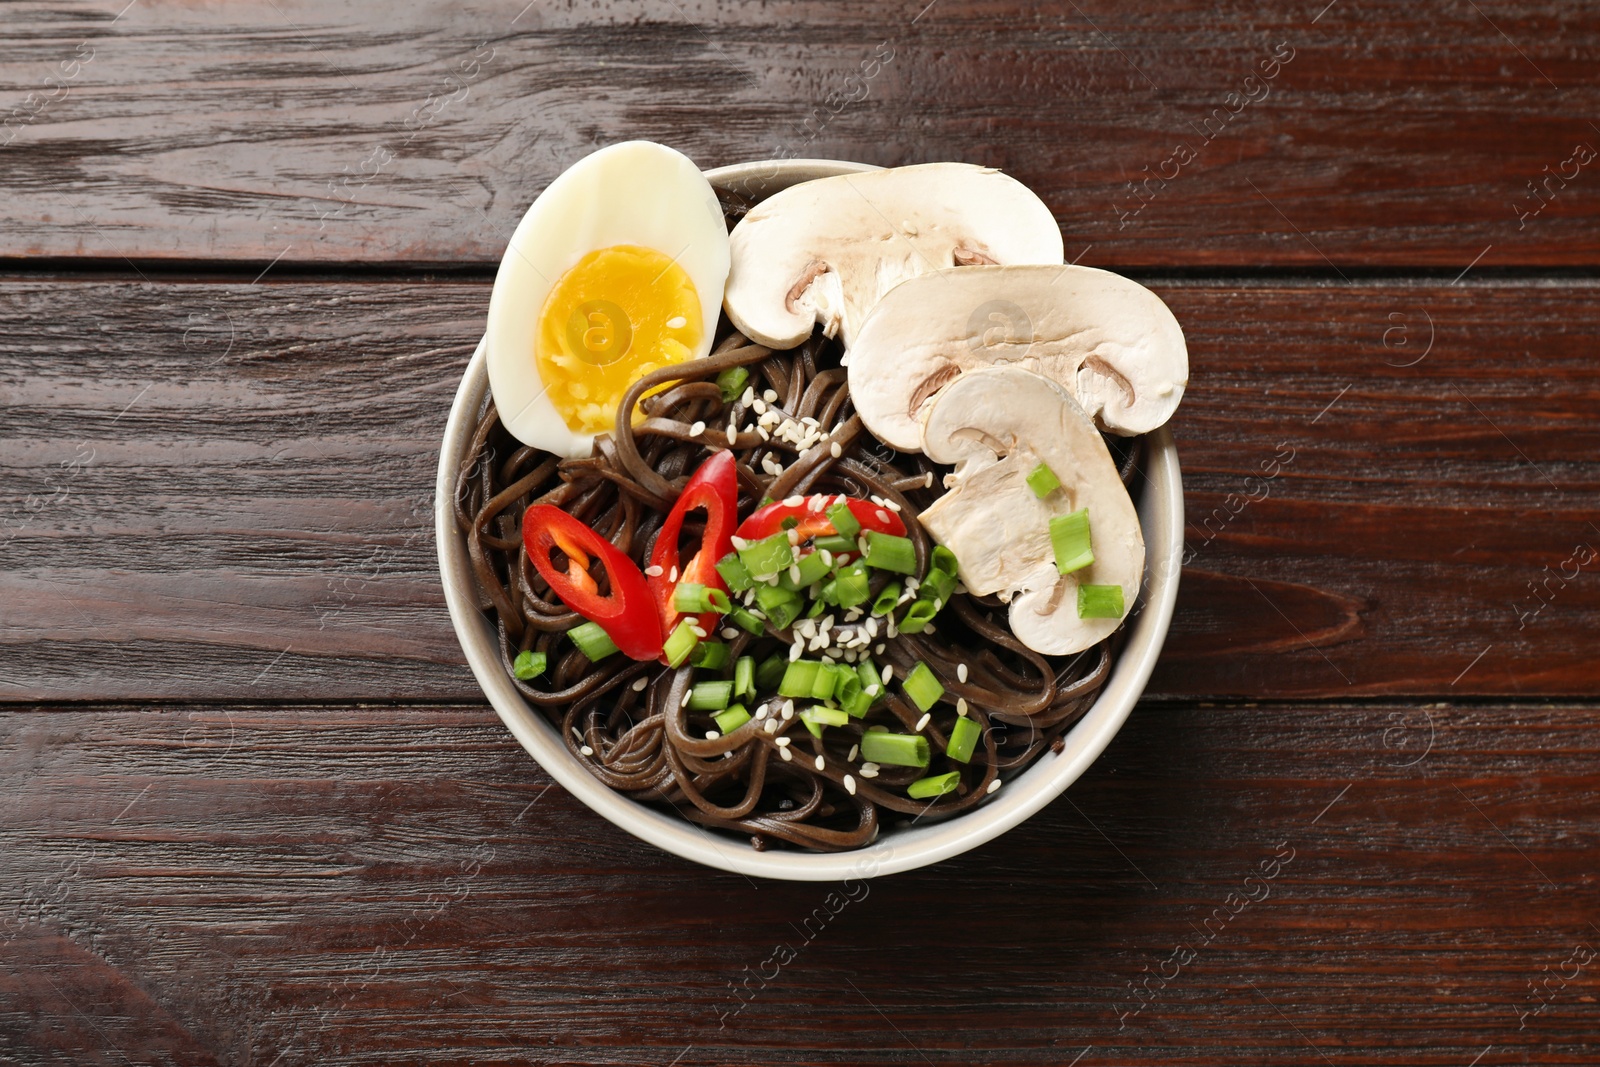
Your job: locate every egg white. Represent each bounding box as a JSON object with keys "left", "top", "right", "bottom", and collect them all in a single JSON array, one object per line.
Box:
[{"left": 485, "top": 141, "right": 731, "bottom": 457}]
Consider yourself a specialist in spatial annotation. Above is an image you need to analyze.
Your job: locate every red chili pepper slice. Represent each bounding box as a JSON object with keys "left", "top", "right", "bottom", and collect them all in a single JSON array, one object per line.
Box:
[
  {"left": 648, "top": 450, "right": 740, "bottom": 645},
  {"left": 522, "top": 505, "right": 662, "bottom": 661},
  {"left": 735, "top": 494, "right": 906, "bottom": 546}
]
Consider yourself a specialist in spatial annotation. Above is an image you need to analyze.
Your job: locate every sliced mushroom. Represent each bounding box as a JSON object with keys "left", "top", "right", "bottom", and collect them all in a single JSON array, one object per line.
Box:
[
  {"left": 918, "top": 365, "right": 1144, "bottom": 656},
  {"left": 848, "top": 264, "right": 1188, "bottom": 448},
  {"left": 723, "top": 163, "right": 1063, "bottom": 350}
]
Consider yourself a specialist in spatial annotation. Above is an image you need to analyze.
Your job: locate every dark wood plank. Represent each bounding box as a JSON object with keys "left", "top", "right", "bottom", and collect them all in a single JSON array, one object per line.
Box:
[
  {"left": 3, "top": 277, "right": 1596, "bottom": 701},
  {"left": 3, "top": 700, "right": 1597, "bottom": 1065},
  {"left": 2, "top": 1, "right": 1596, "bottom": 268}
]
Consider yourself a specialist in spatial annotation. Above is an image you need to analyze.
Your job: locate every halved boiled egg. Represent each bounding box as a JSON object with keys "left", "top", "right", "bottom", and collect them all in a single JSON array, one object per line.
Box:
[{"left": 486, "top": 141, "right": 731, "bottom": 457}]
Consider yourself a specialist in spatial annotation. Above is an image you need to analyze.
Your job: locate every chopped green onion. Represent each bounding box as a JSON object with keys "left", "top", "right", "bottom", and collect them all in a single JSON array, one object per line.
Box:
[
  {"left": 863, "top": 531, "right": 917, "bottom": 575},
  {"left": 753, "top": 584, "right": 801, "bottom": 630},
  {"left": 800, "top": 706, "right": 849, "bottom": 729},
  {"left": 734, "top": 656, "right": 756, "bottom": 699},
  {"left": 780, "top": 516, "right": 800, "bottom": 530},
  {"left": 755, "top": 654, "right": 787, "bottom": 692},
  {"left": 856, "top": 660, "right": 884, "bottom": 703},
  {"left": 738, "top": 531, "right": 796, "bottom": 578},
  {"left": 568, "top": 622, "right": 619, "bottom": 661},
  {"left": 713, "top": 704, "right": 751, "bottom": 733},
  {"left": 839, "top": 681, "right": 873, "bottom": 718},
  {"left": 814, "top": 534, "right": 857, "bottom": 555},
  {"left": 1051, "top": 508, "right": 1094, "bottom": 575},
  {"left": 834, "top": 671, "right": 868, "bottom": 717},
  {"left": 674, "top": 582, "right": 731, "bottom": 615},
  {"left": 511, "top": 650, "right": 547, "bottom": 680},
  {"left": 826, "top": 502, "right": 861, "bottom": 539},
  {"left": 809, "top": 664, "right": 838, "bottom": 701},
  {"left": 870, "top": 581, "right": 903, "bottom": 616},
  {"left": 830, "top": 560, "right": 873, "bottom": 609},
  {"left": 779, "top": 660, "right": 821, "bottom": 699},
  {"left": 716, "top": 553, "right": 755, "bottom": 592},
  {"left": 662, "top": 619, "right": 699, "bottom": 668},
  {"left": 805, "top": 596, "right": 827, "bottom": 618},
  {"left": 778, "top": 550, "right": 831, "bottom": 591},
  {"left": 1077, "top": 583, "right": 1125, "bottom": 619},
  {"left": 946, "top": 717, "right": 980, "bottom": 763},
  {"left": 801, "top": 715, "right": 825, "bottom": 739},
  {"left": 690, "top": 640, "right": 729, "bottom": 670},
  {"left": 929, "top": 545, "right": 959, "bottom": 577},
  {"left": 902, "top": 661, "right": 944, "bottom": 712},
  {"left": 1026, "top": 461, "right": 1061, "bottom": 498},
  {"left": 897, "top": 598, "right": 940, "bottom": 634},
  {"left": 859, "top": 731, "right": 930, "bottom": 768},
  {"left": 688, "top": 680, "right": 733, "bottom": 711},
  {"left": 729, "top": 605, "right": 766, "bottom": 635},
  {"left": 906, "top": 771, "right": 960, "bottom": 799},
  {"left": 716, "top": 365, "right": 750, "bottom": 403}
]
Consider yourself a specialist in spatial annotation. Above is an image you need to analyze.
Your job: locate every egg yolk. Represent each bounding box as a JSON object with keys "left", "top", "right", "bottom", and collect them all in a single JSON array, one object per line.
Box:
[{"left": 535, "top": 244, "right": 703, "bottom": 435}]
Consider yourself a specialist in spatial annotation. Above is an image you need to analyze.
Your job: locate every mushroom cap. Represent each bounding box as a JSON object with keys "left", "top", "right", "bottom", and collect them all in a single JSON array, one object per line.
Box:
[
  {"left": 723, "top": 163, "right": 1064, "bottom": 350},
  {"left": 848, "top": 264, "right": 1188, "bottom": 449},
  {"left": 918, "top": 365, "right": 1144, "bottom": 656}
]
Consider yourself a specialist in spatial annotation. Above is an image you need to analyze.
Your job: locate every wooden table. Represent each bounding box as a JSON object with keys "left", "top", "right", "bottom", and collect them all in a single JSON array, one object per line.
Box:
[{"left": 4, "top": 2, "right": 1597, "bottom": 1063}]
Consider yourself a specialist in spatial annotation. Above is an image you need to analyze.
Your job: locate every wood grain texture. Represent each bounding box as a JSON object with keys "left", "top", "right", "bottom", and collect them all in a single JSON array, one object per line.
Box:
[
  {"left": 3, "top": 277, "right": 1596, "bottom": 701},
  {"left": 2, "top": 700, "right": 1596, "bottom": 1066},
  {"left": 2, "top": 0, "right": 1597, "bottom": 269}
]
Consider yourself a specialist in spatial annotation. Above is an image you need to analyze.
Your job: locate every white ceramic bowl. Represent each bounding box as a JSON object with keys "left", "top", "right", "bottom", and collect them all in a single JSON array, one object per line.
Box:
[{"left": 435, "top": 158, "right": 1184, "bottom": 881}]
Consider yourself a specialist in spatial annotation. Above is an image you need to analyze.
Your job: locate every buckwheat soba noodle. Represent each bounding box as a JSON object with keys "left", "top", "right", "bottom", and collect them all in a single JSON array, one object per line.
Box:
[{"left": 454, "top": 247, "right": 1146, "bottom": 851}]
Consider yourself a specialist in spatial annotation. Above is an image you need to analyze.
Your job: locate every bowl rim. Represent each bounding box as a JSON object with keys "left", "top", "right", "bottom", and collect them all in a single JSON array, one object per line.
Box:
[{"left": 434, "top": 156, "right": 1184, "bottom": 882}]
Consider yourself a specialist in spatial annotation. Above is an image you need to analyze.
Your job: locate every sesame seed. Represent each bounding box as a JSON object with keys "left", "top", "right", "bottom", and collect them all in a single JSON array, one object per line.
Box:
[
  {"left": 860, "top": 762, "right": 880, "bottom": 778},
  {"left": 874, "top": 643, "right": 886, "bottom": 654},
  {"left": 787, "top": 529, "right": 802, "bottom": 545},
  {"left": 814, "top": 755, "right": 825, "bottom": 771},
  {"left": 915, "top": 713, "right": 931, "bottom": 731},
  {"left": 645, "top": 564, "right": 663, "bottom": 577},
  {"left": 789, "top": 563, "right": 802, "bottom": 583},
  {"left": 844, "top": 775, "right": 857, "bottom": 795},
  {"left": 752, "top": 399, "right": 767, "bottom": 414},
  {"left": 957, "top": 697, "right": 969, "bottom": 716},
  {"left": 689, "top": 624, "right": 707, "bottom": 639},
  {"left": 883, "top": 499, "right": 902, "bottom": 512},
  {"left": 881, "top": 664, "right": 893, "bottom": 684},
  {"left": 755, "top": 705, "right": 768, "bottom": 720},
  {"left": 726, "top": 425, "right": 738, "bottom": 445},
  {"left": 830, "top": 442, "right": 842, "bottom": 459},
  {"left": 789, "top": 643, "right": 802, "bottom": 661},
  {"left": 580, "top": 745, "right": 594, "bottom": 756},
  {"left": 957, "top": 663, "right": 969, "bottom": 683},
  {"left": 764, "top": 718, "right": 779, "bottom": 734},
  {"left": 848, "top": 744, "right": 859, "bottom": 761},
  {"left": 763, "top": 389, "right": 778, "bottom": 403},
  {"left": 740, "top": 387, "right": 755, "bottom": 405},
  {"left": 571, "top": 727, "right": 583, "bottom": 743},
  {"left": 819, "top": 549, "right": 833, "bottom": 568},
  {"left": 690, "top": 420, "right": 706, "bottom": 437},
  {"left": 857, "top": 536, "right": 871, "bottom": 554},
  {"left": 632, "top": 677, "right": 649, "bottom": 692},
  {"left": 774, "top": 736, "right": 791, "bottom": 748},
  {"left": 681, "top": 690, "right": 693, "bottom": 707},
  {"left": 866, "top": 684, "right": 881, "bottom": 696},
  {"left": 757, "top": 426, "right": 772, "bottom": 441},
  {"left": 781, "top": 495, "right": 802, "bottom": 507},
  {"left": 924, "top": 471, "right": 935, "bottom": 487},
  {"left": 781, "top": 700, "right": 795, "bottom": 719},
  {"left": 722, "top": 627, "right": 739, "bottom": 640},
  {"left": 669, "top": 565, "right": 679, "bottom": 583},
  {"left": 987, "top": 778, "right": 1002, "bottom": 794},
  {"left": 731, "top": 536, "right": 748, "bottom": 550},
  {"left": 780, "top": 747, "right": 793, "bottom": 762},
  {"left": 706, "top": 730, "right": 720, "bottom": 740}
]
